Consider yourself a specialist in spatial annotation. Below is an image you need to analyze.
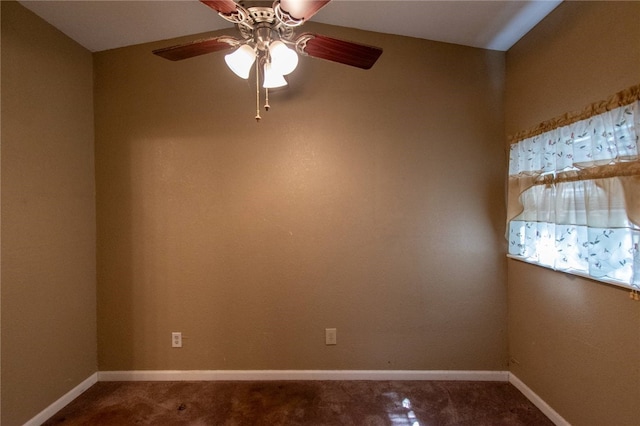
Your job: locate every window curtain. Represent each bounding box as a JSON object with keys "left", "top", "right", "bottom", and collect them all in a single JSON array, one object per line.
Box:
[{"left": 507, "top": 85, "right": 640, "bottom": 288}]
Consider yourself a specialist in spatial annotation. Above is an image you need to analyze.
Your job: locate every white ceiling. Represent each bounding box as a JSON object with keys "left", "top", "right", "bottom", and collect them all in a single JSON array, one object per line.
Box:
[{"left": 18, "top": 0, "right": 562, "bottom": 53}]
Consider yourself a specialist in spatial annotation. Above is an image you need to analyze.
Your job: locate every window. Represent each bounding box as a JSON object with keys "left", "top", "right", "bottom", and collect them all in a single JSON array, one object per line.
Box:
[{"left": 507, "top": 86, "right": 640, "bottom": 289}]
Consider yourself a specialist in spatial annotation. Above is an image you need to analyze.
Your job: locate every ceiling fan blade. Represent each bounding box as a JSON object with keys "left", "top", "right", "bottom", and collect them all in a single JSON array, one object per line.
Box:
[
  {"left": 153, "top": 37, "right": 237, "bottom": 61},
  {"left": 278, "top": 0, "right": 331, "bottom": 22},
  {"left": 200, "top": 0, "right": 239, "bottom": 15},
  {"left": 297, "top": 33, "right": 383, "bottom": 70}
]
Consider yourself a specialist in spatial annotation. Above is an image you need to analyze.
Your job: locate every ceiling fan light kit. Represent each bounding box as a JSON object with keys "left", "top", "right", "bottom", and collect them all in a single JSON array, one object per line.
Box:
[{"left": 153, "top": 0, "right": 383, "bottom": 121}]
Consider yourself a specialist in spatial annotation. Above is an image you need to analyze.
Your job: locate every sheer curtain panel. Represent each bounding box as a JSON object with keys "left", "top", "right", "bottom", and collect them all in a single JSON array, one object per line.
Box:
[{"left": 507, "top": 85, "right": 640, "bottom": 289}]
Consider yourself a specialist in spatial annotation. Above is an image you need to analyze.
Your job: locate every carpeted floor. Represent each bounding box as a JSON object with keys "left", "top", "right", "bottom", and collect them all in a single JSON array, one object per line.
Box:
[{"left": 43, "top": 380, "right": 554, "bottom": 425}]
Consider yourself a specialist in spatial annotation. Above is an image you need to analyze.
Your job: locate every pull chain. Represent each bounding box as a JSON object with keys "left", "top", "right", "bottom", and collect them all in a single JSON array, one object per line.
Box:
[
  {"left": 255, "top": 59, "right": 261, "bottom": 122},
  {"left": 265, "top": 87, "right": 270, "bottom": 111}
]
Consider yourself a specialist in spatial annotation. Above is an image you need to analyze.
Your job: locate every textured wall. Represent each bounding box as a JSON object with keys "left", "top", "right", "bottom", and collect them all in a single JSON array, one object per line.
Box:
[
  {"left": 505, "top": 2, "right": 640, "bottom": 425},
  {"left": 94, "top": 22, "right": 507, "bottom": 372},
  {"left": 1, "top": 2, "right": 97, "bottom": 425}
]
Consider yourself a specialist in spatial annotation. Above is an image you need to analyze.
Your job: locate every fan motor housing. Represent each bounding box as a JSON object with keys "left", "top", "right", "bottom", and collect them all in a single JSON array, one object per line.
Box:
[{"left": 237, "top": 7, "right": 295, "bottom": 43}]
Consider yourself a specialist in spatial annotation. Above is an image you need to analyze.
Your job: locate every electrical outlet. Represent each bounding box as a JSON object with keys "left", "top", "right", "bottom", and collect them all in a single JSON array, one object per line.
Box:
[
  {"left": 172, "top": 332, "right": 182, "bottom": 348},
  {"left": 325, "top": 328, "right": 337, "bottom": 345}
]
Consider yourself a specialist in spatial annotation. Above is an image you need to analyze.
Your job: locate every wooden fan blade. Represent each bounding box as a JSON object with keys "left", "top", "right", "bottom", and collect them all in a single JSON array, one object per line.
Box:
[
  {"left": 279, "top": 0, "right": 331, "bottom": 22},
  {"left": 297, "top": 33, "right": 382, "bottom": 69},
  {"left": 200, "top": 0, "right": 239, "bottom": 15},
  {"left": 153, "top": 37, "right": 237, "bottom": 61}
]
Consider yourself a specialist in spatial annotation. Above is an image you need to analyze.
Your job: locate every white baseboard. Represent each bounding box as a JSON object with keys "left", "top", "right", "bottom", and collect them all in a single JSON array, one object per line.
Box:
[
  {"left": 98, "top": 369, "right": 509, "bottom": 382},
  {"left": 509, "top": 373, "right": 570, "bottom": 426},
  {"left": 24, "top": 372, "right": 98, "bottom": 426},
  {"left": 27, "top": 371, "right": 567, "bottom": 426}
]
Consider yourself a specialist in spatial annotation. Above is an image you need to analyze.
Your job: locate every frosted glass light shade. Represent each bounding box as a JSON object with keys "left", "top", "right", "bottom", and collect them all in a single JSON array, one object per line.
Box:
[
  {"left": 224, "top": 45, "right": 256, "bottom": 79},
  {"left": 263, "top": 63, "right": 287, "bottom": 88},
  {"left": 269, "top": 41, "right": 298, "bottom": 76}
]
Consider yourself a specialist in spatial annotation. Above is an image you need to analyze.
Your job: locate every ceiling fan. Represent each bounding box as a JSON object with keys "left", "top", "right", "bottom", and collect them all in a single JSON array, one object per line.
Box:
[{"left": 153, "top": 0, "right": 383, "bottom": 121}]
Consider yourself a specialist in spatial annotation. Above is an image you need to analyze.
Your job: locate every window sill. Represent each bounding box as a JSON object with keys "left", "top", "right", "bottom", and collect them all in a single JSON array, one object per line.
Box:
[{"left": 506, "top": 254, "right": 635, "bottom": 291}]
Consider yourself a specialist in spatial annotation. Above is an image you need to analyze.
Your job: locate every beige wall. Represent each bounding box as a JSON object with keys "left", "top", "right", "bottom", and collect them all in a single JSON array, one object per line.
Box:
[
  {"left": 1, "top": 2, "right": 97, "bottom": 425},
  {"left": 505, "top": 2, "right": 640, "bottom": 425},
  {"left": 95, "top": 23, "right": 507, "bottom": 371}
]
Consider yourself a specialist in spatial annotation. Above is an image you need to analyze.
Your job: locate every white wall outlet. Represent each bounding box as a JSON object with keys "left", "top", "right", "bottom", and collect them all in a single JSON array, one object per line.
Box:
[
  {"left": 172, "top": 332, "right": 182, "bottom": 348},
  {"left": 325, "top": 328, "right": 337, "bottom": 345}
]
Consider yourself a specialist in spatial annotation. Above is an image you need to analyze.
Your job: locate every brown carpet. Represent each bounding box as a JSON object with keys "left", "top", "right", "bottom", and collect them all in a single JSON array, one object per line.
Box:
[{"left": 43, "top": 380, "right": 554, "bottom": 425}]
